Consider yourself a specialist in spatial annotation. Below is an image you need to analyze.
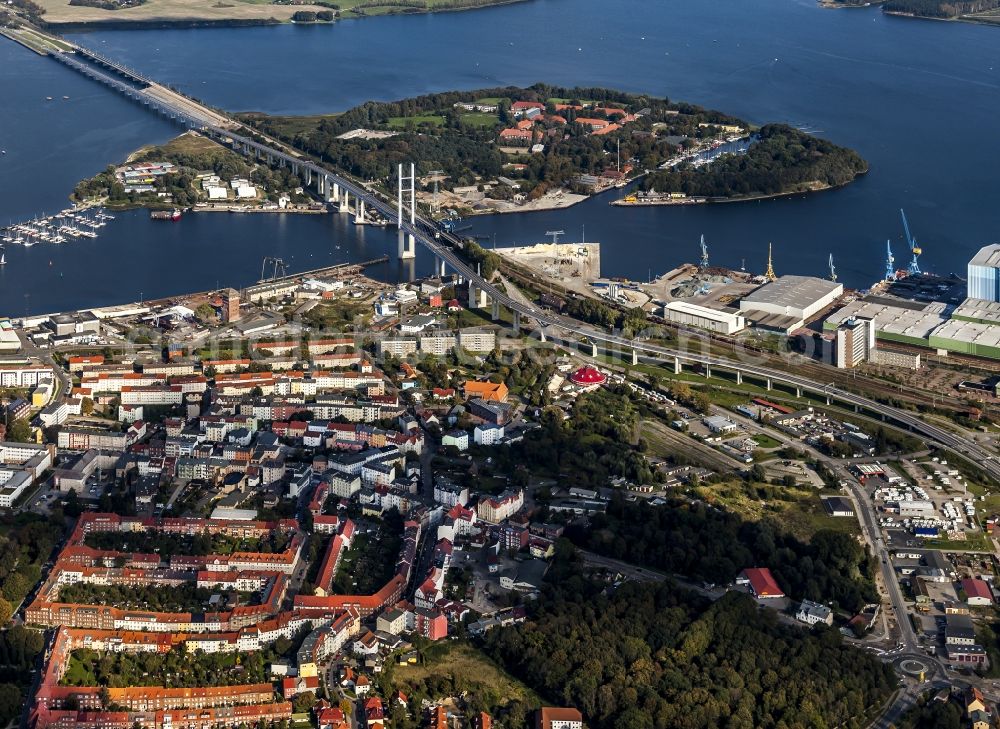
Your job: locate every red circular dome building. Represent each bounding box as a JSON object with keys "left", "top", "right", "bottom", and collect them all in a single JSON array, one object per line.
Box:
[{"left": 569, "top": 365, "right": 607, "bottom": 387}]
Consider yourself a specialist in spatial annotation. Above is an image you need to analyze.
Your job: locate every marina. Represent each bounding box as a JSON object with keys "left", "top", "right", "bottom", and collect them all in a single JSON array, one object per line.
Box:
[{"left": 1, "top": 208, "right": 114, "bottom": 248}]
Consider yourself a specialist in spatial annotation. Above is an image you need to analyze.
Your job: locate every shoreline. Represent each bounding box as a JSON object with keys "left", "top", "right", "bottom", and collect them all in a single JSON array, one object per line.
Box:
[
  {"left": 611, "top": 170, "right": 867, "bottom": 208},
  {"left": 38, "top": 0, "right": 531, "bottom": 31},
  {"left": 817, "top": 1, "right": 1000, "bottom": 27}
]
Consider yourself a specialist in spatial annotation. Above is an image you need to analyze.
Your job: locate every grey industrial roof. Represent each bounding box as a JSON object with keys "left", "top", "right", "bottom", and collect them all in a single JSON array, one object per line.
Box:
[
  {"left": 952, "top": 298, "right": 1000, "bottom": 324},
  {"left": 969, "top": 244, "right": 1000, "bottom": 268},
  {"left": 825, "top": 299, "right": 946, "bottom": 340},
  {"left": 741, "top": 275, "right": 842, "bottom": 309}
]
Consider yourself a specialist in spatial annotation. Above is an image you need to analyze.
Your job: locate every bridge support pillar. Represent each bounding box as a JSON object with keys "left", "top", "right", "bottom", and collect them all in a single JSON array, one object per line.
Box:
[
  {"left": 631, "top": 349, "right": 638, "bottom": 366},
  {"left": 765, "top": 378, "right": 772, "bottom": 391},
  {"left": 339, "top": 191, "right": 350, "bottom": 214},
  {"left": 355, "top": 200, "right": 366, "bottom": 225},
  {"left": 292, "top": 163, "right": 299, "bottom": 177},
  {"left": 796, "top": 386, "right": 802, "bottom": 398},
  {"left": 304, "top": 168, "right": 312, "bottom": 186},
  {"left": 397, "top": 230, "right": 416, "bottom": 260},
  {"left": 591, "top": 341, "right": 598, "bottom": 358},
  {"left": 513, "top": 311, "right": 521, "bottom": 334},
  {"left": 538, "top": 328, "right": 546, "bottom": 343},
  {"left": 330, "top": 182, "right": 339, "bottom": 203},
  {"left": 492, "top": 300, "right": 501, "bottom": 321},
  {"left": 705, "top": 366, "right": 712, "bottom": 379},
  {"left": 436, "top": 257, "right": 446, "bottom": 278},
  {"left": 673, "top": 357, "right": 681, "bottom": 375},
  {"left": 735, "top": 371, "right": 742, "bottom": 385},
  {"left": 826, "top": 395, "right": 832, "bottom": 406},
  {"left": 855, "top": 404, "right": 860, "bottom": 413},
  {"left": 317, "top": 176, "right": 326, "bottom": 198}
]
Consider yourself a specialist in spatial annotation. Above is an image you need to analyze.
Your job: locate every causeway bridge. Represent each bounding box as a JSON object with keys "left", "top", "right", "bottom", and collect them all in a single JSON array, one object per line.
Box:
[{"left": 23, "top": 32, "right": 1000, "bottom": 484}]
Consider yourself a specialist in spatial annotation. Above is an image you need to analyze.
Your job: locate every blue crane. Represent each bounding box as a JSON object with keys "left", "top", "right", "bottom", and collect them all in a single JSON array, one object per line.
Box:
[
  {"left": 828, "top": 253, "right": 837, "bottom": 283},
  {"left": 900, "top": 208, "right": 922, "bottom": 275},
  {"left": 884, "top": 239, "right": 896, "bottom": 282}
]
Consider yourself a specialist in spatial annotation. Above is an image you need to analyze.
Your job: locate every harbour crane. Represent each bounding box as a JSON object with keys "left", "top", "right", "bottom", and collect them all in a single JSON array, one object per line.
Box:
[
  {"left": 546, "top": 230, "right": 565, "bottom": 245},
  {"left": 261, "top": 256, "right": 287, "bottom": 282},
  {"left": 828, "top": 253, "right": 837, "bottom": 283},
  {"left": 900, "top": 208, "right": 922, "bottom": 275},
  {"left": 884, "top": 240, "right": 895, "bottom": 282},
  {"left": 699, "top": 234, "right": 709, "bottom": 269},
  {"left": 764, "top": 242, "right": 776, "bottom": 281}
]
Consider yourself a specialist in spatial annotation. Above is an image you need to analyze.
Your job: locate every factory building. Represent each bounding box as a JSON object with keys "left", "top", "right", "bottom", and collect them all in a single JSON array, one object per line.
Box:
[
  {"left": 739, "top": 276, "right": 843, "bottom": 333},
  {"left": 968, "top": 244, "right": 1000, "bottom": 302},
  {"left": 662, "top": 301, "right": 745, "bottom": 335}
]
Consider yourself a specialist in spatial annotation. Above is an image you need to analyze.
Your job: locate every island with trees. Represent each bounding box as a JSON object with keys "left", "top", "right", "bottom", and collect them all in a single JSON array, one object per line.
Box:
[
  {"left": 240, "top": 83, "right": 863, "bottom": 216},
  {"left": 628, "top": 123, "right": 868, "bottom": 205},
  {"left": 823, "top": 0, "right": 1000, "bottom": 25},
  {"left": 72, "top": 132, "right": 316, "bottom": 213}
]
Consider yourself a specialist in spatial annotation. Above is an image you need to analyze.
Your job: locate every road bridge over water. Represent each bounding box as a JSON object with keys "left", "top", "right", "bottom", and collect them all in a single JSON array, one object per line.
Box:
[{"left": 20, "top": 31, "right": 1000, "bottom": 486}]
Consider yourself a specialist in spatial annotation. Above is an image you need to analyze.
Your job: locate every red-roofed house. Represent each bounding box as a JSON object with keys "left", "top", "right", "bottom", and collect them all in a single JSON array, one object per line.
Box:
[
  {"left": 962, "top": 578, "right": 994, "bottom": 606},
  {"left": 536, "top": 707, "right": 583, "bottom": 729},
  {"left": 592, "top": 123, "right": 621, "bottom": 136},
  {"left": 737, "top": 567, "right": 784, "bottom": 599},
  {"left": 575, "top": 117, "right": 612, "bottom": 132},
  {"left": 318, "top": 707, "right": 347, "bottom": 729},
  {"left": 511, "top": 101, "right": 545, "bottom": 117},
  {"left": 499, "top": 128, "right": 532, "bottom": 143},
  {"left": 282, "top": 675, "right": 319, "bottom": 699}
]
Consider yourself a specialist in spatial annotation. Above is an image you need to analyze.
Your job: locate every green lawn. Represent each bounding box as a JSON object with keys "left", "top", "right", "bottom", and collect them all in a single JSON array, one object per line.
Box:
[
  {"left": 753, "top": 434, "right": 782, "bottom": 449},
  {"left": 461, "top": 112, "right": 500, "bottom": 128},
  {"left": 475, "top": 97, "right": 507, "bottom": 105},
  {"left": 386, "top": 115, "right": 446, "bottom": 129},
  {"left": 924, "top": 533, "right": 993, "bottom": 553}
]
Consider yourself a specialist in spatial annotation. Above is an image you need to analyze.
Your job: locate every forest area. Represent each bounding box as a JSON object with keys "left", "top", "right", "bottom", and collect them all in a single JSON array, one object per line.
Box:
[
  {"left": 568, "top": 491, "right": 878, "bottom": 612},
  {"left": 485, "top": 387, "right": 666, "bottom": 489},
  {"left": 484, "top": 577, "right": 897, "bottom": 729},
  {"left": 642, "top": 124, "right": 868, "bottom": 199}
]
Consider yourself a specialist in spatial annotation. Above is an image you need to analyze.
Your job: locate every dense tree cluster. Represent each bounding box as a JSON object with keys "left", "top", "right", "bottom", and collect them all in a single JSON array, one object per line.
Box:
[
  {"left": 882, "top": 0, "right": 1000, "bottom": 16},
  {"left": 461, "top": 241, "right": 502, "bottom": 280},
  {"left": 489, "top": 388, "right": 664, "bottom": 488},
  {"left": 484, "top": 580, "right": 896, "bottom": 729},
  {"left": 0, "top": 626, "right": 46, "bottom": 724},
  {"left": 84, "top": 528, "right": 292, "bottom": 555},
  {"left": 643, "top": 124, "right": 867, "bottom": 199},
  {"left": 564, "top": 297, "right": 649, "bottom": 335},
  {"left": 61, "top": 646, "right": 268, "bottom": 689},
  {"left": 57, "top": 582, "right": 252, "bottom": 612},
  {"left": 0, "top": 516, "right": 59, "bottom": 621},
  {"left": 568, "top": 493, "right": 878, "bottom": 611}
]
